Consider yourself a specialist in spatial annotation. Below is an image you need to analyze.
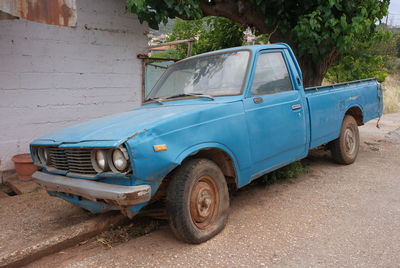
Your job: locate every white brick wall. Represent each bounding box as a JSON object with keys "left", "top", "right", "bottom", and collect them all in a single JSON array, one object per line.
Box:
[{"left": 0, "top": 0, "right": 148, "bottom": 173}]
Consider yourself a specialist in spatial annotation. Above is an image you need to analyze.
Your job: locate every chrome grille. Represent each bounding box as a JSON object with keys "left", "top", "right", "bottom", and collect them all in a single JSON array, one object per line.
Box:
[{"left": 47, "top": 147, "right": 96, "bottom": 175}]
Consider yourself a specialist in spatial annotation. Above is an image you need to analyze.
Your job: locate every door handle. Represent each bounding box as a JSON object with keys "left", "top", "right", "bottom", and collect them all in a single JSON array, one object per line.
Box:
[
  {"left": 292, "top": 104, "right": 302, "bottom": 110},
  {"left": 253, "top": 97, "right": 263, "bottom": 104}
]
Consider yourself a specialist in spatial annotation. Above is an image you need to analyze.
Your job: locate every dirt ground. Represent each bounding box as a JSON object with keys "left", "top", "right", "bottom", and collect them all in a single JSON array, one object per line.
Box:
[{"left": 28, "top": 113, "right": 400, "bottom": 268}]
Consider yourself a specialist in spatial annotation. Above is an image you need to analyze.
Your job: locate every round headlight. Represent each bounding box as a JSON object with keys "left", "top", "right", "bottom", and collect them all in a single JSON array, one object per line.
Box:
[
  {"left": 96, "top": 150, "right": 107, "bottom": 170},
  {"left": 37, "top": 147, "right": 48, "bottom": 165},
  {"left": 92, "top": 150, "right": 108, "bottom": 173},
  {"left": 112, "top": 149, "right": 128, "bottom": 172}
]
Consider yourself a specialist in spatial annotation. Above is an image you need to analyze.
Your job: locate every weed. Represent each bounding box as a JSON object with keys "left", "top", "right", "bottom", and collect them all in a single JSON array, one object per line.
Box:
[
  {"left": 383, "top": 74, "right": 400, "bottom": 114},
  {"left": 259, "top": 161, "right": 309, "bottom": 185},
  {"left": 128, "top": 218, "right": 161, "bottom": 238},
  {"left": 95, "top": 217, "right": 163, "bottom": 248}
]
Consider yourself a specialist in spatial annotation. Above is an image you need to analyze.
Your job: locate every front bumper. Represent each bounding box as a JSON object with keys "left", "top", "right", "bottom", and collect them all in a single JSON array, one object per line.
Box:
[{"left": 32, "top": 171, "right": 151, "bottom": 206}]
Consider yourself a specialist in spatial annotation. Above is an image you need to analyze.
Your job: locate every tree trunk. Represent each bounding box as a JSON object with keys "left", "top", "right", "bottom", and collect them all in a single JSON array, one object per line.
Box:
[
  {"left": 296, "top": 48, "right": 339, "bottom": 88},
  {"left": 297, "top": 57, "right": 326, "bottom": 88}
]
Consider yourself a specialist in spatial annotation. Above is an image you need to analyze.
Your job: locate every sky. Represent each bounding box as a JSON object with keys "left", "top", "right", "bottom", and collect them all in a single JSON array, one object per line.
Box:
[{"left": 388, "top": 0, "right": 400, "bottom": 26}]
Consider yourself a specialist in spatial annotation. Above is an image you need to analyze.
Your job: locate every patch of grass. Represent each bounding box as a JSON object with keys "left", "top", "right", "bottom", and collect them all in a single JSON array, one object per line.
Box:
[
  {"left": 95, "top": 217, "right": 163, "bottom": 248},
  {"left": 127, "top": 218, "right": 161, "bottom": 238},
  {"left": 259, "top": 161, "right": 309, "bottom": 185},
  {"left": 383, "top": 74, "right": 400, "bottom": 114}
]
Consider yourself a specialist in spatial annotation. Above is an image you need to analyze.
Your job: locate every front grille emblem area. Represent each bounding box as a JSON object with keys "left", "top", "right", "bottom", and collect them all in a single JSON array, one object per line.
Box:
[{"left": 37, "top": 147, "right": 96, "bottom": 175}]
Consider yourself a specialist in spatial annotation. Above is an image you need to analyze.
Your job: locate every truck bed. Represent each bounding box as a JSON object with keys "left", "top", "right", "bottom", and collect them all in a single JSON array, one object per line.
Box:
[
  {"left": 304, "top": 78, "right": 377, "bottom": 93},
  {"left": 304, "top": 78, "right": 382, "bottom": 149}
]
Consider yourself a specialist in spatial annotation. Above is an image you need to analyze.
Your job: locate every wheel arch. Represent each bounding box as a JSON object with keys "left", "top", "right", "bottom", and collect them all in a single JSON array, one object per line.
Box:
[
  {"left": 151, "top": 144, "right": 240, "bottom": 202},
  {"left": 344, "top": 105, "right": 364, "bottom": 126},
  {"left": 175, "top": 143, "right": 240, "bottom": 188}
]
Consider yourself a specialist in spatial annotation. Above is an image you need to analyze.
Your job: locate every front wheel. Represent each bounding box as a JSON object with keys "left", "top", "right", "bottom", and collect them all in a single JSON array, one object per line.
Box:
[
  {"left": 330, "top": 115, "right": 360, "bottom": 164},
  {"left": 166, "top": 158, "right": 229, "bottom": 244}
]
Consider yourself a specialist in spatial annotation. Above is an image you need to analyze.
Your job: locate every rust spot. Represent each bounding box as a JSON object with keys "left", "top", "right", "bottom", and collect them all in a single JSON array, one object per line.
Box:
[
  {"left": 124, "top": 188, "right": 151, "bottom": 201},
  {"left": 125, "top": 132, "right": 139, "bottom": 141},
  {"left": 61, "top": 3, "right": 72, "bottom": 26},
  {"left": 1, "top": 0, "right": 76, "bottom": 27}
]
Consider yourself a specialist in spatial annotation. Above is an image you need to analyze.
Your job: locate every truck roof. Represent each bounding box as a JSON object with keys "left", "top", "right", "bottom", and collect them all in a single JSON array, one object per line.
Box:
[
  {"left": 180, "top": 43, "right": 297, "bottom": 76},
  {"left": 186, "top": 43, "right": 289, "bottom": 59}
]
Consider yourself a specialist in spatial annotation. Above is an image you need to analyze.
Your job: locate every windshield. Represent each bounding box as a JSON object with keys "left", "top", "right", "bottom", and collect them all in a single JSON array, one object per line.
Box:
[{"left": 147, "top": 50, "right": 250, "bottom": 100}]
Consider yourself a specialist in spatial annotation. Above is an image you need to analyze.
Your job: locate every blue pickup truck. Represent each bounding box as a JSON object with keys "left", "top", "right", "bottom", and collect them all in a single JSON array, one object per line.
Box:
[{"left": 31, "top": 44, "right": 383, "bottom": 243}]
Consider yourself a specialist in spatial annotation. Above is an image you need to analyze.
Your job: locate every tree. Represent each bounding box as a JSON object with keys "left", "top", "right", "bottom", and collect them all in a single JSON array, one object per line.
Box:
[
  {"left": 165, "top": 17, "right": 245, "bottom": 57},
  {"left": 326, "top": 29, "right": 394, "bottom": 83},
  {"left": 126, "top": 0, "right": 389, "bottom": 87},
  {"left": 397, "top": 35, "right": 400, "bottom": 57}
]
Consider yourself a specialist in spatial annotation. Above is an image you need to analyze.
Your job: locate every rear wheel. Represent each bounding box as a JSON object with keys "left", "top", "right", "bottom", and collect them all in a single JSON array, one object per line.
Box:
[
  {"left": 330, "top": 115, "right": 360, "bottom": 164},
  {"left": 166, "top": 158, "right": 229, "bottom": 244}
]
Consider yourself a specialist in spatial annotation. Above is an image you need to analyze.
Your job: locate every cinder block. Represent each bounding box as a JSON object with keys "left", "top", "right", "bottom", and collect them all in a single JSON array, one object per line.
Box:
[
  {"left": 0, "top": 54, "right": 33, "bottom": 73},
  {"left": 6, "top": 179, "right": 42, "bottom": 195},
  {"left": 0, "top": 38, "right": 14, "bottom": 56},
  {"left": 20, "top": 73, "right": 54, "bottom": 89},
  {"left": 0, "top": 72, "right": 20, "bottom": 90}
]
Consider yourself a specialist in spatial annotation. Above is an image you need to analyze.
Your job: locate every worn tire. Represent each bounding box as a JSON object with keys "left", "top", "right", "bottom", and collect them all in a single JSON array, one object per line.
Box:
[
  {"left": 166, "top": 158, "right": 230, "bottom": 244},
  {"left": 330, "top": 115, "right": 360, "bottom": 165}
]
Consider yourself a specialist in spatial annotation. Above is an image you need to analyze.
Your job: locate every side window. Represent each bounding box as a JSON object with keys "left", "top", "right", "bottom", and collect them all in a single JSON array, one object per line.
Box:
[{"left": 251, "top": 52, "right": 293, "bottom": 96}]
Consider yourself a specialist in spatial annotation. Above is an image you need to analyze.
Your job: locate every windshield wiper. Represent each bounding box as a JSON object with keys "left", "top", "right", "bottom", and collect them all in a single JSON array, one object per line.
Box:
[
  {"left": 146, "top": 93, "right": 214, "bottom": 104},
  {"left": 166, "top": 93, "right": 214, "bottom": 100},
  {"left": 145, "top": 97, "right": 164, "bottom": 105}
]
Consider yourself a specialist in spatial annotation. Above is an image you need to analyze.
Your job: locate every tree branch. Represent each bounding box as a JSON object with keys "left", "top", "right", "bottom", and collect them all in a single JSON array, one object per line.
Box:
[
  {"left": 198, "top": 0, "right": 290, "bottom": 44},
  {"left": 199, "top": 0, "right": 269, "bottom": 33}
]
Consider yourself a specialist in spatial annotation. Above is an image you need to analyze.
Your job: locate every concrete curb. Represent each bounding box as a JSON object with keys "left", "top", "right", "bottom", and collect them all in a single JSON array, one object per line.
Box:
[{"left": 1, "top": 212, "right": 128, "bottom": 268}]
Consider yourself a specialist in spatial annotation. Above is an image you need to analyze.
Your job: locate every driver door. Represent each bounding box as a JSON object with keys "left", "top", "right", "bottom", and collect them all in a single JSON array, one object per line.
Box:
[{"left": 244, "top": 50, "right": 307, "bottom": 175}]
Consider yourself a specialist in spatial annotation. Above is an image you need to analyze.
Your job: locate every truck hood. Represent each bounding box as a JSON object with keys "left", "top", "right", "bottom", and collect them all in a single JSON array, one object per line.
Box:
[{"left": 33, "top": 102, "right": 226, "bottom": 146}]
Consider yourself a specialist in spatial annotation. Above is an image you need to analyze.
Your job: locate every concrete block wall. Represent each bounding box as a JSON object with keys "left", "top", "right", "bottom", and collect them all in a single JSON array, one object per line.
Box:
[{"left": 0, "top": 0, "right": 148, "bottom": 177}]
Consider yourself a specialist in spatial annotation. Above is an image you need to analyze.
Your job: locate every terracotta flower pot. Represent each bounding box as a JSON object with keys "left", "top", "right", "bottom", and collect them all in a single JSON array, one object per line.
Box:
[{"left": 11, "top": 153, "right": 38, "bottom": 181}]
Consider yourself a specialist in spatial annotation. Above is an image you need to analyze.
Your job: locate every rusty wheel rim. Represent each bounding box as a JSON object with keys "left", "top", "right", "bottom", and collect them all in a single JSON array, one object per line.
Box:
[
  {"left": 190, "top": 175, "right": 219, "bottom": 229},
  {"left": 344, "top": 126, "right": 356, "bottom": 155}
]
